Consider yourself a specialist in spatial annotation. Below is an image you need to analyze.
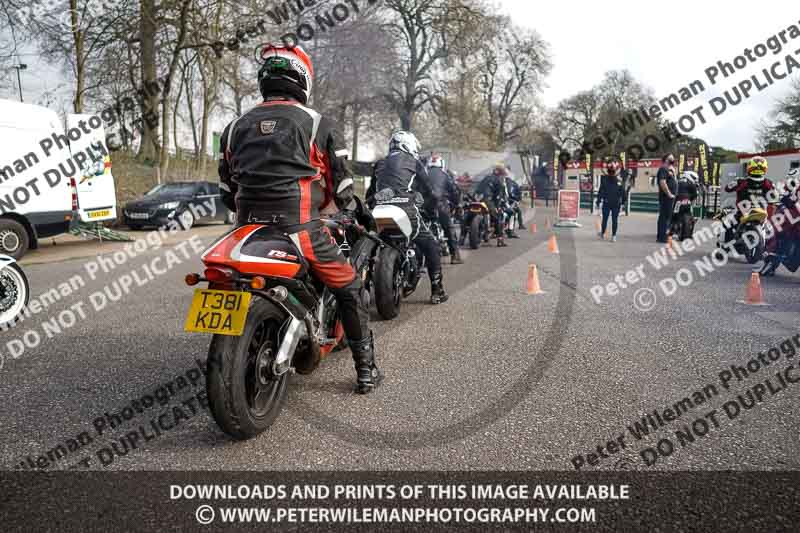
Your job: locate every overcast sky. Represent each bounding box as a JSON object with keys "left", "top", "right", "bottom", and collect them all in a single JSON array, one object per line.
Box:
[
  {"left": 6, "top": 0, "right": 799, "bottom": 154},
  {"left": 503, "top": 0, "right": 799, "bottom": 152}
]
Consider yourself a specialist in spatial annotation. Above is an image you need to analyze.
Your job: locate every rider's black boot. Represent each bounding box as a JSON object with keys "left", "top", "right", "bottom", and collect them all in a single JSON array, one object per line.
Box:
[
  {"left": 350, "top": 332, "right": 383, "bottom": 394},
  {"left": 430, "top": 272, "right": 449, "bottom": 304}
]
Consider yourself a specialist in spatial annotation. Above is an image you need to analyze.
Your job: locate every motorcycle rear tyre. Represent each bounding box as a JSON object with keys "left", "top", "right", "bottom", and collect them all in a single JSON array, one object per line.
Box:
[
  {"left": 375, "top": 246, "right": 402, "bottom": 320},
  {"left": 469, "top": 215, "right": 482, "bottom": 249},
  {"left": 207, "top": 298, "right": 290, "bottom": 440}
]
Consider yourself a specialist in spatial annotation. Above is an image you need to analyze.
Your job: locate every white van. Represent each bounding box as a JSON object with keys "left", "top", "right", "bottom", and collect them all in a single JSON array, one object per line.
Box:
[{"left": 0, "top": 99, "right": 118, "bottom": 259}]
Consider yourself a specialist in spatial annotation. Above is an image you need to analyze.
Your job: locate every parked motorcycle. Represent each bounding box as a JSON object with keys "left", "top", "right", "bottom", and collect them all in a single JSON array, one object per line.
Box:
[
  {"left": 670, "top": 197, "right": 696, "bottom": 241},
  {"left": 713, "top": 203, "right": 768, "bottom": 264},
  {"left": 184, "top": 211, "right": 376, "bottom": 440},
  {"left": 460, "top": 193, "right": 490, "bottom": 250},
  {"left": 370, "top": 189, "right": 426, "bottom": 320},
  {"left": 0, "top": 254, "right": 29, "bottom": 329},
  {"left": 761, "top": 196, "right": 800, "bottom": 276}
]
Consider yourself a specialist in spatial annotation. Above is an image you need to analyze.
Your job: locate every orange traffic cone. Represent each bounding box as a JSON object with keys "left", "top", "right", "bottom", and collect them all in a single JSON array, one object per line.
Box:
[
  {"left": 595, "top": 219, "right": 601, "bottom": 232},
  {"left": 530, "top": 223, "right": 537, "bottom": 234},
  {"left": 548, "top": 235, "right": 559, "bottom": 254},
  {"left": 741, "top": 273, "right": 767, "bottom": 305},
  {"left": 527, "top": 264, "right": 545, "bottom": 295},
  {"left": 666, "top": 234, "right": 674, "bottom": 249}
]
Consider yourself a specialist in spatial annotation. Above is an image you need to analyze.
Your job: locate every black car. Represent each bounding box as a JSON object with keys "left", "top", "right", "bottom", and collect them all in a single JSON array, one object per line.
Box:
[{"left": 122, "top": 181, "right": 235, "bottom": 230}]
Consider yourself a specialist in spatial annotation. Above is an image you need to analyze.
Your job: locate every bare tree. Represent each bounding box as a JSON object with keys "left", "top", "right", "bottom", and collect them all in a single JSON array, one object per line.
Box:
[
  {"left": 380, "top": 0, "right": 479, "bottom": 130},
  {"left": 473, "top": 21, "right": 551, "bottom": 149}
]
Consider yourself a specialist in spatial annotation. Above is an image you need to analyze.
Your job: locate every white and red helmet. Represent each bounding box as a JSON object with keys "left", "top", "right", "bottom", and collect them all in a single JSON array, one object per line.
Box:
[
  {"left": 258, "top": 44, "right": 314, "bottom": 104},
  {"left": 428, "top": 154, "right": 445, "bottom": 169}
]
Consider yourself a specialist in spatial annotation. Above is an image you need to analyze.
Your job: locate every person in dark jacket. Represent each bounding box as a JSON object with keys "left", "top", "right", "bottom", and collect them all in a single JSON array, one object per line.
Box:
[
  {"left": 596, "top": 158, "right": 626, "bottom": 242},
  {"left": 427, "top": 155, "right": 463, "bottom": 264},
  {"left": 219, "top": 45, "right": 382, "bottom": 394},
  {"left": 475, "top": 164, "right": 510, "bottom": 247},
  {"left": 656, "top": 153, "right": 678, "bottom": 243},
  {"left": 366, "top": 131, "right": 449, "bottom": 304}
]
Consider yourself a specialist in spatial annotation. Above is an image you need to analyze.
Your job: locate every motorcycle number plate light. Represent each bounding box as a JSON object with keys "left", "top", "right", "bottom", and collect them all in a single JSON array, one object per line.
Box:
[{"left": 184, "top": 289, "right": 252, "bottom": 336}]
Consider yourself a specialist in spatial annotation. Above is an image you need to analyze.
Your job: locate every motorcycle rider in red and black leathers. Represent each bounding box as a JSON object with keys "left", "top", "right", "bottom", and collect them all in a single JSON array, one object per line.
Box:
[
  {"left": 427, "top": 155, "right": 463, "bottom": 265},
  {"left": 218, "top": 45, "right": 382, "bottom": 394},
  {"left": 366, "top": 132, "right": 449, "bottom": 304},
  {"left": 724, "top": 156, "right": 776, "bottom": 218},
  {"left": 475, "top": 165, "right": 510, "bottom": 247}
]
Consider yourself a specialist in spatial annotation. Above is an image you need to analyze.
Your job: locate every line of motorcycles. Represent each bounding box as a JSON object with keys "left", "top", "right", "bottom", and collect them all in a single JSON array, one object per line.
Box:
[
  {"left": 184, "top": 191, "right": 519, "bottom": 440},
  {"left": 458, "top": 193, "right": 520, "bottom": 249}
]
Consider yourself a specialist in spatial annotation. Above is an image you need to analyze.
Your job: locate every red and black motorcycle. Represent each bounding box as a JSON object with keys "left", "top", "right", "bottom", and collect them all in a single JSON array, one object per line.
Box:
[{"left": 184, "top": 202, "right": 380, "bottom": 440}]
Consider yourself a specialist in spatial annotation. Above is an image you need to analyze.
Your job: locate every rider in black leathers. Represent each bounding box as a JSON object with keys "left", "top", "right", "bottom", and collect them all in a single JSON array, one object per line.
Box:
[
  {"left": 475, "top": 164, "right": 510, "bottom": 247},
  {"left": 366, "top": 132, "right": 449, "bottom": 304},
  {"left": 505, "top": 165, "right": 526, "bottom": 230},
  {"left": 676, "top": 172, "right": 699, "bottom": 203},
  {"left": 504, "top": 173, "right": 523, "bottom": 238},
  {"left": 427, "top": 155, "right": 463, "bottom": 264}
]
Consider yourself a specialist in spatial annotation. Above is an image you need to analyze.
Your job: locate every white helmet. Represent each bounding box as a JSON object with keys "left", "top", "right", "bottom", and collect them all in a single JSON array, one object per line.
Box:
[
  {"left": 680, "top": 171, "right": 699, "bottom": 184},
  {"left": 389, "top": 131, "right": 420, "bottom": 159}
]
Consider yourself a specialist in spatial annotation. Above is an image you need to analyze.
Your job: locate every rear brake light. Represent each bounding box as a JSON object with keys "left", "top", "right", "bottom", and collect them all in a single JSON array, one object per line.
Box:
[
  {"left": 185, "top": 273, "right": 200, "bottom": 286},
  {"left": 204, "top": 267, "right": 236, "bottom": 283}
]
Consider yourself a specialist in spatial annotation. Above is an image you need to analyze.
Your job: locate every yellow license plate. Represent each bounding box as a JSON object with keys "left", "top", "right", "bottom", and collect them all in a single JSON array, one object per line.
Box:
[
  {"left": 184, "top": 289, "right": 251, "bottom": 336},
  {"left": 88, "top": 209, "right": 111, "bottom": 219}
]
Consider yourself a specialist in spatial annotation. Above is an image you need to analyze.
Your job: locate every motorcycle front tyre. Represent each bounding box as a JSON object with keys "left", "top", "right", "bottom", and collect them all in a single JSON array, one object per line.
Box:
[{"left": 745, "top": 231, "right": 766, "bottom": 264}]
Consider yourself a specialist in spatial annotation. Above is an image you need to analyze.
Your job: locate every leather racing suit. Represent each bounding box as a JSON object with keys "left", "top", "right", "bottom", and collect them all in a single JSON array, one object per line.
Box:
[
  {"left": 218, "top": 95, "right": 373, "bottom": 375},
  {"left": 476, "top": 173, "right": 509, "bottom": 242},
  {"left": 366, "top": 150, "right": 445, "bottom": 291},
  {"left": 428, "top": 166, "right": 460, "bottom": 257}
]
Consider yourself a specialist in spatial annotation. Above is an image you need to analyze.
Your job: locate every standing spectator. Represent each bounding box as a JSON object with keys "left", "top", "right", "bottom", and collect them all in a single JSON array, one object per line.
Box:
[
  {"left": 656, "top": 153, "right": 678, "bottom": 243},
  {"left": 596, "top": 158, "right": 626, "bottom": 242}
]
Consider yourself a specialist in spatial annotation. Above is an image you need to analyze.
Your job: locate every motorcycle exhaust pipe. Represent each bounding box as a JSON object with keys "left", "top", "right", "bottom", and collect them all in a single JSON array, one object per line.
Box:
[{"left": 273, "top": 317, "right": 307, "bottom": 376}]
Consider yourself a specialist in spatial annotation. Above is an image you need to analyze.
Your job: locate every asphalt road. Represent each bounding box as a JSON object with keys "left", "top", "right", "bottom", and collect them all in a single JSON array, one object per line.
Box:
[{"left": 1, "top": 207, "right": 799, "bottom": 472}]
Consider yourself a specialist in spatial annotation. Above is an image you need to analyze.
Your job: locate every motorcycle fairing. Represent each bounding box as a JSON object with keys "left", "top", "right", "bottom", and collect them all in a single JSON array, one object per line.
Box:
[
  {"left": 373, "top": 204, "right": 413, "bottom": 238},
  {"left": 201, "top": 224, "right": 309, "bottom": 279},
  {"left": 468, "top": 201, "right": 488, "bottom": 213},
  {"left": 741, "top": 208, "right": 768, "bottom": 224}
]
